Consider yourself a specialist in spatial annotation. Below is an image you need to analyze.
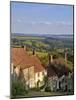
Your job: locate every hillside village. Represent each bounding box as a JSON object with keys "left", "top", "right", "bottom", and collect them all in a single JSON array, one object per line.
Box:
[{"left": 11, "top": 45, "right": 74, "bottom": 97}]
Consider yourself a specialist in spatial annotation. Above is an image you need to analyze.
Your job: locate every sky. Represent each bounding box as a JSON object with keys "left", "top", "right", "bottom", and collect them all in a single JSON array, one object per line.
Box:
[{"left": 11, "top": 2, "right": 73, "bottom": 34}]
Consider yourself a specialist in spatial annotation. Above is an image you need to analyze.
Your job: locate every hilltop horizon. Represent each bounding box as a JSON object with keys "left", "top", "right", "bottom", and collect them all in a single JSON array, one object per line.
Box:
[{"left": 12, "top": 32, "right": 73, "bottom": 35}]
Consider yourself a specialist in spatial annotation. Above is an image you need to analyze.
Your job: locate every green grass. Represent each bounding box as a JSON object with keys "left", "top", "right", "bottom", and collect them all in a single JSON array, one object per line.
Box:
[
  {"left": 23, "top": 40, "right": 32, "bottom": 45},
  {"left": 65, "top": 60, "right": 73, "bottom": 71},
  {"left": 12, "top": 90, "right": 74, "bottom": 98},
  {"left": 28, "top": 51, "right": 48, "bottom": 57},
  {"left": 23, "top": 40, "right": 49, "bottom": 48},
  {"left": 16, "top": 36, "right": 45, "bottom": 40},
  {"left": 36, "top": 41, "right": 49, "bottom": 48}
]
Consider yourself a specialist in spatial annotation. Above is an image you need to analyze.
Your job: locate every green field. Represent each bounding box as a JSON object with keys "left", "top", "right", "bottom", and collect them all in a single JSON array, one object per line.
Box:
[
  {"left": 12, "top": 90, "right": 74, "bottom": 98},
  {"left": 11, "top": 34, "right": 74, "bottom": 98},
  {"left": 16, "top": 36, "right": 45, "bottom": 40},
  {"left": 12, "top": 34, "right": 74, "bottom": 70}
]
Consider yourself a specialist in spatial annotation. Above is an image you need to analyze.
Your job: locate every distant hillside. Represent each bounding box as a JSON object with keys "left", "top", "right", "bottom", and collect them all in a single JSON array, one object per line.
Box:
[
  {"left": 11, "top": 34, "right": 73, "bottom": 49},
  {"left": 11, "top": 33, "right": 73, "bottom": 39}
]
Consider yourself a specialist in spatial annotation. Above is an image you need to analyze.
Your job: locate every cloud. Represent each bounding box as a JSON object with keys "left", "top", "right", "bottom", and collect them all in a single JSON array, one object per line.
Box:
[
  {"left": 16, "top": 18, "right": 72, "bottom": 26},
  {"left": 24, "top": 21, "right": 72, "bottom": 26},
  {"left": 12, "top": 20, "right": 73, "bottom": 34},
  {"left": 55, "top": 21, "right": 72, "bottom": 26},
  {"left": 17, "top": 19, "right": 22, "bottom": 23},
  {"left": 24, "top": 21, "right": 52, "bottom": 25}
]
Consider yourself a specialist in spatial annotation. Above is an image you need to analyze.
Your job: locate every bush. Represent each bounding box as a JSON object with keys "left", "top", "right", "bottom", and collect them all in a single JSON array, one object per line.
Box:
[
  {"left": 11, "top": 78, "right": 28, "bottom": 97},
  {"left": 45, "top": 86, "right": 51, "bottom": 92},
  {"left": 31, "top": 87, "right": 40, "bottom": 91}
]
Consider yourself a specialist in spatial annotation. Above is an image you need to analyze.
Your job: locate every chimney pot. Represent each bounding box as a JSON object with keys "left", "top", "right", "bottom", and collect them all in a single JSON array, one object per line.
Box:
[
  {"left": 51, "top": 55, "right": 53, "bottom": 63},
  {"left": 65, "top": 52, "right": 67, "bottom": 61},
  {"left": 48, "top": 53, "right": 53, "bottom": 64},
  {"left": 21, "top": 45, "right": 26, "bottom": 51},
  {"left": 33, "top": 49, "right": 35, "bottom": 55}
]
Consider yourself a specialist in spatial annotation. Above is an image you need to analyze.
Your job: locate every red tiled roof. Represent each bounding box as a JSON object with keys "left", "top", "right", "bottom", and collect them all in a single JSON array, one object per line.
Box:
[
  {"left": 30, "top": 55, "right": 44, "bottom": 72},
  {"left": 11, "top": 47, "right": 44, "bottom": 73},
  {"left": 12, "top": 48, "right": 34, "bottom": 68}
]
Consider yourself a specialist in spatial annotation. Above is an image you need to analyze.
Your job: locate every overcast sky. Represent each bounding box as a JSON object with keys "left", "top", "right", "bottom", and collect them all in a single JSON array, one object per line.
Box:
[{"left": 11, "top": 2, "right": 73, "bottom": 34}]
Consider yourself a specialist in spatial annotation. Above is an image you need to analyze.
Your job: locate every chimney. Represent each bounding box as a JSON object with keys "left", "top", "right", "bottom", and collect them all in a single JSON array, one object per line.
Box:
[
  {"left": 48, "top": 53, "right": 53, "bottom": 64},
  {"left": 65, "top": 52, "right": 67, "bottom": 61},
  {"left": 33, "top": 49, "right": 35, "bottom": 55},
  {"left": 21, "top": 45, "right": 27, "bottom": 51},
  {"left": 51, "top": 55, "right": 53, "bottom": 63},
  {"left": 24, "top": 45, "right": 26, "bottom": 50}
]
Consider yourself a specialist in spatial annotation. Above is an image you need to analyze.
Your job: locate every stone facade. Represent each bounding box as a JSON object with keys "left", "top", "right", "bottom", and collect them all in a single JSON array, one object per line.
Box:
[
  {"left": 11, "top": 63, "right": 46, "bottom": 88},
  {"left": 47, "top": 74, "right": 73, "bottom": 92}
]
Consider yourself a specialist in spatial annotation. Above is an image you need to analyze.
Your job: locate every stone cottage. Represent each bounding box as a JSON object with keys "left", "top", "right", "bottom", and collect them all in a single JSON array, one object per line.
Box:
[
  {"left": 46, "top": 53, "right": 73, "bottom": 92},
  {"left": 11, "top": 46, "right": 47, "bottom": 88}
]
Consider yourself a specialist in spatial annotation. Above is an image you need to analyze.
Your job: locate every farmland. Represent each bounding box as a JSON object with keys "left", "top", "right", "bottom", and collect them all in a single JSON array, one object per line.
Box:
[
  {"left": 11, "top": 33, "right": 73, "bottom": 51},
  {"left": 11, "top": 33, "right": 74, "bottom": 70},
  {"left": 11, "top": 33, "right": 74, "bottom": 98}
]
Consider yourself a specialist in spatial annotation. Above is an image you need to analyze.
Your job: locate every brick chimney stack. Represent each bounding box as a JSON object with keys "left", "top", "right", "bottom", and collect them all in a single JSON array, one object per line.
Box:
[
  {"left": 51, "top": 55, "right": 53, "bottom": 63},
  {"left": 48, "top": 53, "right": 53, "bottom": 64},
  {"left": 65, "top": 52, "right": 67, "bottom": 61},
  {"left": 33, "top": 49, "right": 35, "bottom": 55},
  {"left": 21, "top": 45, "right": 27, "bottom": 51},
  {"left": 24, "top": 45, "right": 26, "bottom": 51}
]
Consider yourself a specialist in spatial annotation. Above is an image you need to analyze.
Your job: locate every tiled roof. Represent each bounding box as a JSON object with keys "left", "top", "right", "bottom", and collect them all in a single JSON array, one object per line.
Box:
[
  {"left": 30, "top": 55, "right": 44, "bottom": 72},
  {"left": 12, "top": 48, "right": 33, "bottom": 68},
  {"left": 11, "top": 47, "right": 44, "bottom": 73}
]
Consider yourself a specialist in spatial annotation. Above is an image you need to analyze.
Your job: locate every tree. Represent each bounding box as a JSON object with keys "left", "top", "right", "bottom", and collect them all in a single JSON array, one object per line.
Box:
[{"left": 11, "top": 74, "right": 28, "bottom": 98}]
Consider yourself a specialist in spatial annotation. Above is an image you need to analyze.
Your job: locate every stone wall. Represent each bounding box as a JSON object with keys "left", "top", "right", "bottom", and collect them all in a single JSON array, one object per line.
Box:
[{"left": 23, "top": 66, "right": 35, "bottom": 88}]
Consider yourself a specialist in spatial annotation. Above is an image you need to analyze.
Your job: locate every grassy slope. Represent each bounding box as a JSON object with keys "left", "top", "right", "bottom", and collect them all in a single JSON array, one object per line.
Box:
[
  {"left": 27, "top": 51, "right": 73, "bottom": 71},
  {"left": 16, "top": 36, "right": 45, "bottom": 40}
]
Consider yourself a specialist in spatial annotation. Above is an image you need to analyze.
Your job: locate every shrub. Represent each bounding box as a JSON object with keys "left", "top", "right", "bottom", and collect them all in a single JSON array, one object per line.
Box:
[
  {"left": 11, "top": 78, "right": 28, "bottom": 97},
  {"left": 45, "top": 86, "right": 51, "bottom": 92}
]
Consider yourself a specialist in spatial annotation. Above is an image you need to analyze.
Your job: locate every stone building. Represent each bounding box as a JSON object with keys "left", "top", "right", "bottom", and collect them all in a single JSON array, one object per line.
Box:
[
  {"left": 11, "top": 47, "right": 47, "bottom": 88},
  {"left": 46, "top": 54, "right": 73, "bottom": 92}
]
